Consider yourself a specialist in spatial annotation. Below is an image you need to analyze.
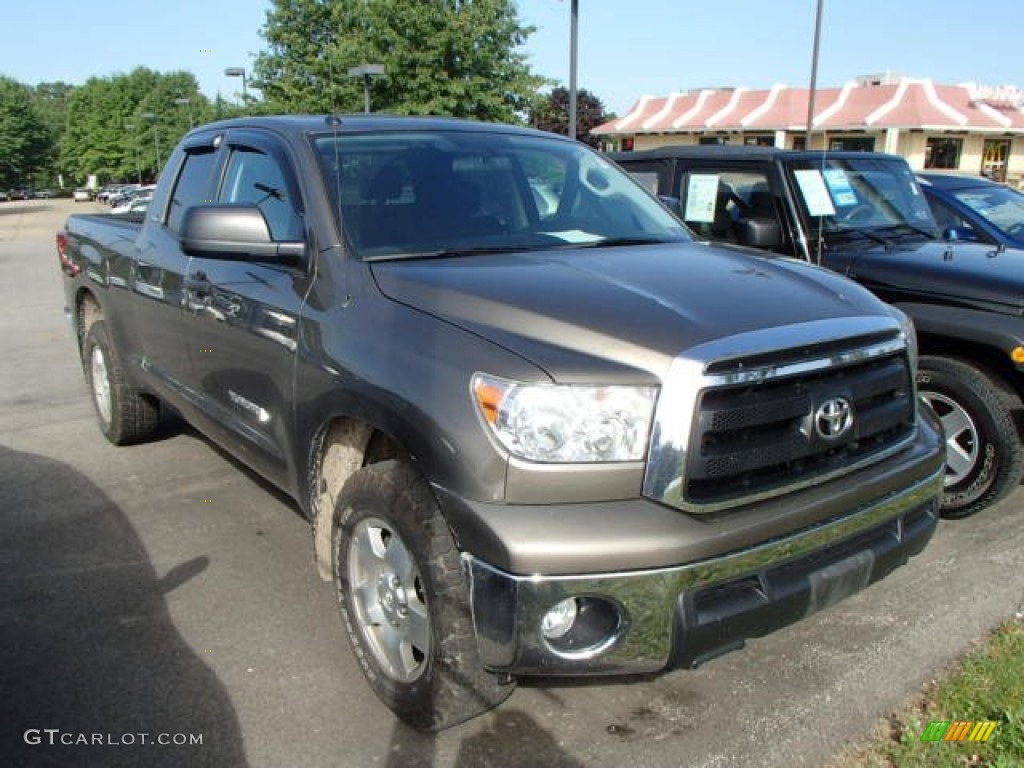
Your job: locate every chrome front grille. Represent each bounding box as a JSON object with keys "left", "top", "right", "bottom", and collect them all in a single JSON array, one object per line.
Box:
[
  {"left": 643, "top": 317, "right": 917, "bottom": 514},
  {"left": 686, "top": 352, "right": 913, "bottom": 506}
]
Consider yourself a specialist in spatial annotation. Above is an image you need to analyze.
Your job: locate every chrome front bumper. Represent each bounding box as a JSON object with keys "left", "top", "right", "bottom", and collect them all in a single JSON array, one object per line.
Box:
[{"left": 465, "top": 467, "right": 943, "bottom": 676}]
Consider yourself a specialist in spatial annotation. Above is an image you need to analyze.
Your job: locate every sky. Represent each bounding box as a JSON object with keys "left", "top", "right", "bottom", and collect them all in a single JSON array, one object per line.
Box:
[{"left": 3, "top": 1, "right": 1023, "bottom": 117}]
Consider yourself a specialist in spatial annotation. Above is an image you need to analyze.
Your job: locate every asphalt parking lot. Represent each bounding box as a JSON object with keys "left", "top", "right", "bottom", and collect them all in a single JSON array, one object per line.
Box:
[{"left": 1, "top": 198, "right": 1023, "bottom": 768}]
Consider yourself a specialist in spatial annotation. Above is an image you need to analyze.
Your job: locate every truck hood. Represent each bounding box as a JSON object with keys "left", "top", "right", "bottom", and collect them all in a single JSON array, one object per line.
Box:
[
  {"left": 370, "top": 242, "right": 890, "bottom": 383},
  {"left": 823, "top": 238, "right": 1024, "bottom": 314}
]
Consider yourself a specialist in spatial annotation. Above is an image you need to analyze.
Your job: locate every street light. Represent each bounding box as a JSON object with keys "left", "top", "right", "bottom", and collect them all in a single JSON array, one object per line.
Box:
[
  {"left": 224, "top": 67, "right": 247, "bottom": 103},
  {"left": 347, "top": 64, "right": 385, "bottom": 113},
  {"left": 140, "top": 112, "right": 162, "bottom": 174},
  {"left": 174, "top": 97, "right": 194, "bottom": 129},
  {"left": 805, "top": 0, "right": 825, "bottom": 145},
  {"left": 124, "top": 123, "right": 142, "bottom": 184},
  {"left": 568, "top": 0, "right": 578, "bottom": 141}
]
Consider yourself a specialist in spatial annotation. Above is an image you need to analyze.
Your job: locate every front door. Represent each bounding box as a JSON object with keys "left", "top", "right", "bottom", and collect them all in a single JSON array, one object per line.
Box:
[
  {"left": 182, "top": 130, "right": 311, "bottom": 487},
  {"left": 981, "top": 139, "right": 1010, "bottom": 182}
]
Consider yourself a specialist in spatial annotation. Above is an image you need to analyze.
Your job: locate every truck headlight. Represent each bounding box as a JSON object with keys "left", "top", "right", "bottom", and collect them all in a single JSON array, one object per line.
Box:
[{"left": 472, "top": 374, "right": 657, "bottom": 463}]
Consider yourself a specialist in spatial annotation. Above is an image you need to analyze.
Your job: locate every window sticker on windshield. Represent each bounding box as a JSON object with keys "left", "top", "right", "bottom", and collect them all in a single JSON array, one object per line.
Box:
[
  {"left": 793, "top": 169, "right": 837, "bottom": 216},
  {"left": 822, "top": 169, "right": 858, "bottom": 207},
  {"left": 685, "top": 174, "right": 719, "bottom": 223}
]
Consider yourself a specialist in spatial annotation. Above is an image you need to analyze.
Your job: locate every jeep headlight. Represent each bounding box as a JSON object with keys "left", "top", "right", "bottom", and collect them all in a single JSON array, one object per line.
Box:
[{"left": 472, "top": 374, "right": 658, "bottom": 462}]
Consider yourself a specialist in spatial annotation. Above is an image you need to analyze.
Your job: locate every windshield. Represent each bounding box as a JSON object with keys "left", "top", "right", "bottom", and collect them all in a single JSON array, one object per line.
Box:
[
  {"left": 313, "top": 130, "right": 689, "bottom": 259},
  {"left": 787, "top": 155, "right": 939, "bottom": 241},
  {"left": 952, "top": 184, "right": 1024, "bottom": 244}
]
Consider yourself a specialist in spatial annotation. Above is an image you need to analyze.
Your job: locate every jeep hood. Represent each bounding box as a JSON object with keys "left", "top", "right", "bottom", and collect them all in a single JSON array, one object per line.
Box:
[
  {"left": 823, "top": 239, "right": 1024, "bottom": 314},
  {"left": 371, "top": 242, "right": 892, "bottom": 383}
]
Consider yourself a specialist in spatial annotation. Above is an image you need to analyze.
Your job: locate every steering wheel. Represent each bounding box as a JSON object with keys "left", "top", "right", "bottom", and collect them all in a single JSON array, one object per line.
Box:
[{"left": 839, "top": 204, "right": 875, "bottom": 224}]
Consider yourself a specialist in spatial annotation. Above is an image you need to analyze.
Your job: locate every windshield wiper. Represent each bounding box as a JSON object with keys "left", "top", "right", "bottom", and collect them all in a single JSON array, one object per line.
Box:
[
  {"left": 576, "top": 237, "right": 671, "bottom": 249},
  {"left": 878, "top": 222, "right": 937, "bottom": 241},
  {"left": 828, "top": 228, "right": 893, "bottom": 250},
  {"left": 365, "top": 244, "right": 535, "bottom": 262}
]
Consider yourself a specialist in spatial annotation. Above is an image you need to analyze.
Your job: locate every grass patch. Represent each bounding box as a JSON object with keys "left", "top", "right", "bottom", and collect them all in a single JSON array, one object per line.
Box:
[{"left": 836, "top": 616, "right": 1024, "bottom": 767}]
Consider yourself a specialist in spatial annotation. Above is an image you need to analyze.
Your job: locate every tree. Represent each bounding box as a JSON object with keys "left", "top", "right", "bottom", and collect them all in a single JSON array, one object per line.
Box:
[
  {"left": 254, "top": 0, "right": 544, "bottom": 123},
  {"left": 61, "top": 69, "right": 209, "bottom": 184},
  {"left": 530, "top": 86, "right": 612, "bottom": 148},
  {"left": 31, "top": 82, "right": 75, "bottom": 187},
  {"left": 0, "top": 77, "right": 53, "bottom": 189}
]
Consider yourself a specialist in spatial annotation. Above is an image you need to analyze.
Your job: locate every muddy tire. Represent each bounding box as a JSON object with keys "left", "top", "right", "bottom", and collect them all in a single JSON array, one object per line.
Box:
[
  {"left": 333, "top": 460, "right": 513, "bottom": 730},
  {"left": 82, "top": 320, "right": 159, "bottom": 445},
  {"left": 917, "top": 356, "right": 1023, "bottom": 518}
]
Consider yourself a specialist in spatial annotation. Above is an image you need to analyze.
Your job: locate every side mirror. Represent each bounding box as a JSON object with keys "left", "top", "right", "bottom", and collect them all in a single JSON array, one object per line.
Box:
[
  {"left": 658, "top": 195, "right": 682, "bottom": 217},
  {"left": 736, "top": 217, "right": 781, "bottom": 249},
  {"left": 942, "top": 226, "right": 979, "bottom": 243},
  {"left": 181, "top": 205, "right": 305, "bottom": 263}
]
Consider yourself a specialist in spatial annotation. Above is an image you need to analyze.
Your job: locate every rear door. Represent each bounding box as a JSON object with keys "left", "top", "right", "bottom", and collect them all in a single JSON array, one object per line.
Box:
[
  {"left": 181, "top": 129, "right": 311, "bottom": 487},
  {"left": 129, "top": 135, "right": 220, "bottom": 401}
]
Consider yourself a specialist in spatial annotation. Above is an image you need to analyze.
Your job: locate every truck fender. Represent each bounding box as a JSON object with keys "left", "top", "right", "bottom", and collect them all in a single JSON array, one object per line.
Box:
[{"left": 894, "top": 302, "right": 1024, "bottom": 368}]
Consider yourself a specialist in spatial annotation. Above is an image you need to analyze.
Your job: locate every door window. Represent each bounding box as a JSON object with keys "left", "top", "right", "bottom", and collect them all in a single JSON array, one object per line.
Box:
[
  {"left": 681, "top": 169, "right": 780, "bottom": 246},
  {"left": 220, "top": 147, "right": 303, "bottom": 241},
  {"left": 167, "top": 147, "right": 217, "bottom": 233}
]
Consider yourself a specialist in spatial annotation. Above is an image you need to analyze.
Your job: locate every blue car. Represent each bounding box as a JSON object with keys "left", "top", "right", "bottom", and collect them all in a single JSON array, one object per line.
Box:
[{"left": 917, "top": 172, "right": 1024, "bottom": 249}]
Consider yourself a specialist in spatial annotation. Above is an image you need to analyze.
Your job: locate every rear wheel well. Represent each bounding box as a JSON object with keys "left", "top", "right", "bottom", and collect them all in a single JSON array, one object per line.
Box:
[
  {"left": 77, "top": 290, "right": 102, "bottom": 354},
  {"left": 309, "top": 417, "right": 408, "bottom": 580}
]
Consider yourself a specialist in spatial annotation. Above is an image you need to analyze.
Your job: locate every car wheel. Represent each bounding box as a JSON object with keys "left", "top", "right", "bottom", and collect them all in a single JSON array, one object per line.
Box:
[
  {"left": 917, "top": 356, "right": 1023, "bottom": 518},
  {"left": 333, "top": 460, "right": 514, "bottom": 730},
  {"left": 83, "top": 320, "right": 159, "bottom": 445}
]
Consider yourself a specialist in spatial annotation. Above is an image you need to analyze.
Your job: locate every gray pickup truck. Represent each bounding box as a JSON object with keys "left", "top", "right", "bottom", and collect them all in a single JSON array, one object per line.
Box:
[{"left": 58, "top": 116, "right": 944, "bottom": 730}]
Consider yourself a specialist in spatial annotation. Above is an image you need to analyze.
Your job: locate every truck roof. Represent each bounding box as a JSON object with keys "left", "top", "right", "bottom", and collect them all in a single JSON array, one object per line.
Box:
[
  {"left": 185, "top": 114, "right": 565, "bottom": 141},
  {"left": 608, "top": 145, "right": 906, "bottom": 164}
]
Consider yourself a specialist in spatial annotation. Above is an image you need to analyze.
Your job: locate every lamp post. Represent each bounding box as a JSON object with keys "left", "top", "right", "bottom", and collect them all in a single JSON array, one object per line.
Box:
[
  {"left": 224, "top": 67, "right": 247, "bottom": 104},
  {"left": 347, "top": 64, "right": 385, "bottom": 113},
  {"left": 140, "top": 112, "right": 162, "bottom": 175},
  {"left": 174, "top": 97, "right": 194, "bottom": 129},
  {"left": 805, "top": 0, "right": 825, "bottom": 145},
  {"left": 568, "top": 0, "right": 578, "bottom": 141},
  {"left": 124, "top": 123, "right": 142, "bottom": 184}
]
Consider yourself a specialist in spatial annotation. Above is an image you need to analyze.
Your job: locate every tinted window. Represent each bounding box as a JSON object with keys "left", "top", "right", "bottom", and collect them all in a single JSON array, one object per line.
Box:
[
  {"left": 220, "top": 147, "right": 303, "bottom": 241},
  {"left": 167, "top": 148, "right": 217, "bottom": 233}
]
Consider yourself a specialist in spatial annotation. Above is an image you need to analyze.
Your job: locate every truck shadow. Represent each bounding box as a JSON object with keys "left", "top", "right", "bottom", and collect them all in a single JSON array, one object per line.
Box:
[
  {"left": 385, "top": 708, "right": 588, "bottom": 768},
  {"left": 0, "top": 445, "right": 249, "bottom": 767}
]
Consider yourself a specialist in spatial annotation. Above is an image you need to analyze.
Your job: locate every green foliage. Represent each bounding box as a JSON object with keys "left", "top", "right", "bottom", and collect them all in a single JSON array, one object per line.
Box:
[
  {"left": 852, "top": 619, "right": 1024, "bottom": 767},
  {"left": 530, "top": 86, "right": 613, "bottom": 147},
  {"left": 61, "top": 68, "right": 210, "bottom": 184},
  {"left": 0, "top": 76, "right": 53, "bottom": 188},
  {"left": 254, "top": 0, "right": 545, "bottom": 123}
]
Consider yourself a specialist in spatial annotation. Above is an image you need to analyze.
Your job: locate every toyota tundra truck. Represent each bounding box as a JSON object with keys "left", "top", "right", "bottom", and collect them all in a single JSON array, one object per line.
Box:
[
  {"left": 613, "top": 145, "right": 1024, "bottom": 518},
  {"left": 58, "top": 116, "right": 944, "bottom": 730}
]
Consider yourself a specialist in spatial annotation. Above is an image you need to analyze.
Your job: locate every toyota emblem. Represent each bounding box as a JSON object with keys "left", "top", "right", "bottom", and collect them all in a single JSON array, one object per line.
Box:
[{"left": 815, "top": 397, "right": 854, "bottom": 440}]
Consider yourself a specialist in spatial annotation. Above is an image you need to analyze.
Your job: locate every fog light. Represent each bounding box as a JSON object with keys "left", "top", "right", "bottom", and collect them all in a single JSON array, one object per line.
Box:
[
  {"left": 541, "top": 597, "right": 578, "bottom": 640},
  {"left": 540, "top": 596, "right": 623, "bottom": 657}
]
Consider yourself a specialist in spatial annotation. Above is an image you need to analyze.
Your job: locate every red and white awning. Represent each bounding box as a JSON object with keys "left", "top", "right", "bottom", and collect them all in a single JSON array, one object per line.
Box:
[{"left": 594, "top": 78, "right": 1024, "bottom": 135}]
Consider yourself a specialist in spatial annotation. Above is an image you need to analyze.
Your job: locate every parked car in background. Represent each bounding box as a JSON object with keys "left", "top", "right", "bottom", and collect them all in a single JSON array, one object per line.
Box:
[
  {"left": 34, "top": 189, "right": 54, "bottom": 199},
  {"left": 0, "top": 190, "right": 10, "bottom": 201},
  {"left": 73, "top": 189, "right": 93, "bottom": 202},
  {"left": 110, "top": 185, "right": 155, "bottom": 214},
  {"left": 11, "top": 188, "right": 31, "bottom": 200},
  {"left": 917, "top": 172, "right": 1024, "bottom": 249}
]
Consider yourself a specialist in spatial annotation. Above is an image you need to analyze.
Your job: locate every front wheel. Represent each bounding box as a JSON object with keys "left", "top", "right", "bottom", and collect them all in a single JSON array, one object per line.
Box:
[
  {"left": 917, "top": 356, "right": 1023, "bottom": 518},
  {"left": 333, "top": 460, "right": 513, "bottom": 730}
]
